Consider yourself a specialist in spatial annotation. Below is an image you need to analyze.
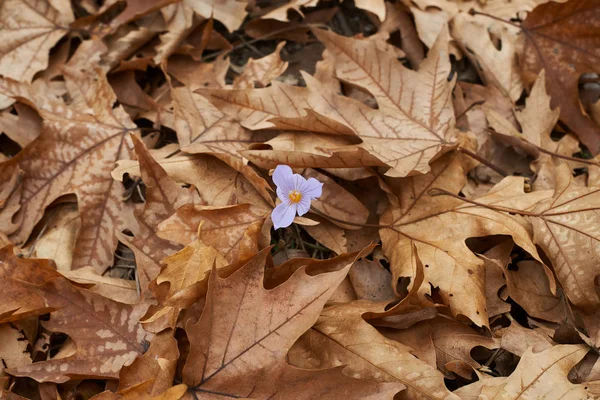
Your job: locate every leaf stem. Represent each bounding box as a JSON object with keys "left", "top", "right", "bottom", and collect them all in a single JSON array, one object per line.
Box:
[
  {"left": 427, "top": 187, "right": 538, "bottom": 217},
  {"left": 468, "top": 10, "right": 522, "bottom": 28},
  {"left": 459, "top": 147, "right": 508, "bottom": 177}
]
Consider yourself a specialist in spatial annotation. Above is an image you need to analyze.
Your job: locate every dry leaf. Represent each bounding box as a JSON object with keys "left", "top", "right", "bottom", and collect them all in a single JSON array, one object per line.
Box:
[
  {"left": 455, "top": 345, "right": 593, "bottom": 399},
  {"left": 289, "top": 301, "right": 458, "bottom": 399},
  {"left": 0, "top": 0, "right": 73, "bottom": 83},
  {"left": 520, "top": 0, "right": 600, "bottom": 154},
  {"left": 0, "top": 67, "right": 137, "bottom": 273},
  {"left": 182, "top": 249, "right": 401, "bottom": 397},
  {"left": 381, "top": 152, "right": 547, "bottom": 327}
]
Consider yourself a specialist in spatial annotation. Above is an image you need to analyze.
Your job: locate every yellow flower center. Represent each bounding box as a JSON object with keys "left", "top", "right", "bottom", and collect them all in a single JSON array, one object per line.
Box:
[{"left": 288, "top": 190, "right": 302, "bottom": 203}]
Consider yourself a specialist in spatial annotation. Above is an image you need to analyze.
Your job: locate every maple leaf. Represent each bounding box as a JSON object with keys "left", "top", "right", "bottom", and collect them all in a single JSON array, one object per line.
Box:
[
  {"left": 290, "top": 301, "right": 459, "bottom": 399},
  {"left": 516, "top": 164, "right": 600, "bottom": 310},
  {"left": 181, "top": 248, "right": 402, "bottom": 398},
  {"left": 380, "top": 151, "right": 549, "bottom": 327},
  {"left": 309, "top": 27, "right": 459, "bottom": 176},
  {"left": 454, "top": 345, "right": 593, "bottom": 399},
  {"left": 0, "top": 67, "right": 138, "bottom": 273},
  {"left": 0, "top": 0, "right": 73, "bottom": 83},
  {"left": 519, "top": 0, "right": 600, "bottom": 154}
]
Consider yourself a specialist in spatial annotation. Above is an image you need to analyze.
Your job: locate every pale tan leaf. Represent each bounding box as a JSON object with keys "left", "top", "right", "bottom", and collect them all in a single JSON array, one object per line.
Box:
[
  {"left": 303, "top": 218, "right": 347, "bottom": 255},
  {"left": 311, "top": 28, "right": 459, "bottom": 176},
  {"left": 260, "top": 0, "right": 319, "bottom": 22},
  {"left": 451, "top": 13, "right": 524, "bottom": 102},
  {"left": 348, "top": 259, "right": 395, "bottom": 302},
  {"left": 113, "top": 153, "right": 273, "bottom": 210},
  {"left": 0, "top": 104, "right": 42, "bottom": 148},
  {"left": 0, "top": 0, "right": 73, "bottom": 83},
  {"left": 184, "top": 0, "right": 248, "bottom": 32},
  {"left": 500, "top": 321, "right": 553, "bottom": 357},
  {"left": 460, "top": 345, "right": 592, "bottom": 399},
  {"left": 0, "top": 324, "right": 32, "bottom": 375},
  {"left": 355, "top": 0, "right": 386, "bottom": 20},
  {"left": 61, "top": 267, "right": 138, "bottom": 304},
  {"left": 32, "top": 203, "right": 80, "bottom": 272},
  {"left": 232, "top": 41, "right": 288, "bottom": 89}
]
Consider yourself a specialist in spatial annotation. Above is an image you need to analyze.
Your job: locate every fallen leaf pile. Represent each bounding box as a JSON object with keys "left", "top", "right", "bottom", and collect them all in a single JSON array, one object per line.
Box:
[{"left": 1, "top": 0, "right": 600, "bottom": 398}]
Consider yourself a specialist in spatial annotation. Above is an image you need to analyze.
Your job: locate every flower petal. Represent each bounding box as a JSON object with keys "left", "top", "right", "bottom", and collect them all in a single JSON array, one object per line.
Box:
[
  {"left": 300, "top": 177, "right": 323, "bottom": 199},
  {"left": 276, "top": 187, "right": 289, "bottom": 203},
  {"left": 271, "top": 202, "right": 297, "bottom": 229},
  {"left": 273, "top": 165, "right": 294, "bottom": 193},
  {"left": 297, "top": 196, "right": 311, "bottom": 216},
  {"left": 290, "top": 173, "right": 307, "bottom": 192}
]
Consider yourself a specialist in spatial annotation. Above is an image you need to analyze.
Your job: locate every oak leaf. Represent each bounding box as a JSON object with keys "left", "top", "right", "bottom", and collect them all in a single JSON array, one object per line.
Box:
[
  {"left": 0, "top": 0, "right": 73, "bottom": 83},
  {"left": 182, "top": 248, "right": 401, "bottom": 398},
  {"left": 380, "top": 152, "right": 548, "bottom": 327},
  {"left": 454, "top": 345, "right": 593, "bottom": 399},
  {"left": 6, "top": 276, "right": 149, "bottom": 382},
  {"left": 289, "top": 301, "right": 458, "bottom": 399},
  {"left": 0, "top": 67, "right": 138, "bottom": 273},
  {"left": 520, "top": 0, "right": 600, "bottom": 154},
  {"left": 310, "top": 27, "right": 459, "bottom": 176},
  {"left": 157, "top": 203, "right": 268, "bottom": 264}
]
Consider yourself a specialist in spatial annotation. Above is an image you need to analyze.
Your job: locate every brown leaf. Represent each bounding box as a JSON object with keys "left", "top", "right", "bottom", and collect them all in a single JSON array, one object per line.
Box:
[
  {"left": 481, "top": 240, "right": 513, "bottom": 318},
  {"left": 7, "top": 278, "right": 149, "bottom": 382},
  {"left": 303, "top": 168, "right": 369, "bottom": 228},
  {"left": 171, "top": 84, "right": 260, "bottom": 158},
  {"left": 0, "top": 67, "right": 138, "bottom": 273},
  {"left": 119, "top": 135, "right": 198, "bottom": 291},
  {"left": 157, "top": 203, "right": 267, "bottom": 264},
  {"left": 500, "top": 321, "right": 553, "bottom": 357},
  {"left": 118, "top": 330, "right": 179, "bottom": 396},
  {"left": 182, "top": 248, "right": 399, "bottom": 397},
  {"left": 455, "top": 345, "right": 593, "bottom": 399},
  {"left": 289, "top": 301, "right": 458, "bottom": 399},
  {"left": 381, "top": 152, "right": 547, "bottom": 327},
  {"left": 507, "top": 164, "right": 600, "bottom": 310},
  {"left": 0, "top": 0, "right": 73, "bottom": 83},
  {"left": 386, "top": 316, "right": 500, "bottom": 379},
  {"left": 504, "top": 260, "right": 564, "bottom": 323},
  {"left": 520, "top": 0, "right": 600, "bottom": 154}
]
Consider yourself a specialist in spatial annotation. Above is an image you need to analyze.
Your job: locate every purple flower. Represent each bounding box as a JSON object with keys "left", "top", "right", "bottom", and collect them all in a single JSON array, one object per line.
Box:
[{"left": 271, "top": 165, "right": 323, "bottom": 229}]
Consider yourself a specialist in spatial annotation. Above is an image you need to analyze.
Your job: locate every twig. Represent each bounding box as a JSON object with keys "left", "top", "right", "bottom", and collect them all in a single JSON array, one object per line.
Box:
[
  {"left": 469, "top": 10, "right": 522, "bottom": 28},
  {"left": 459, "top": 147, "right": 508, "bottom": 177}
]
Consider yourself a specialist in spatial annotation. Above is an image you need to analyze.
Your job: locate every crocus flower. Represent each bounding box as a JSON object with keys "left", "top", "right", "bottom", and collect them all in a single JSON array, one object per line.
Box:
[{"left": 271, "top": 165, "right": 323, "bottom": 229}]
